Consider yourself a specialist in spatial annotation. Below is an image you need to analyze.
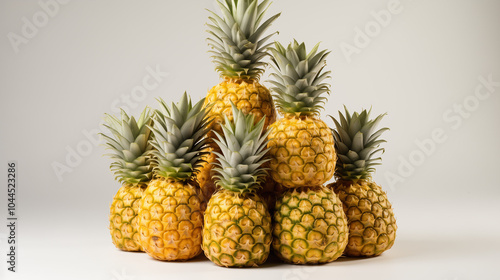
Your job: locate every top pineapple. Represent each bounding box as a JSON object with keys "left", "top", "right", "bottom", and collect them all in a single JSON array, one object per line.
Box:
[
  {"left": 197, "top": 0, "right": 280, "bottom": 198},
  {"left": 267, "top": 41, "right": 336, "bottom": 188}
]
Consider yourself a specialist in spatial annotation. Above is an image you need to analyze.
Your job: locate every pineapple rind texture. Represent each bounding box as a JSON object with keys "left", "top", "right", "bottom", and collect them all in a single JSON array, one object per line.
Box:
[
  {"left": 139, "top": 179, "right": 205, "bottom": 261},
  {"left": 205, "top": 79, "right": 276, "bottom": 139},
  {"left": 109, "top": 184, "right": 145, "bottom": 251},
  {"left": 203, "top": 190, "right": 272, "bottom": 267},
  {"left": 329, "top": 180, "right": 397, "bottom": 257},
  {"left": 273, "top": 186, "right": 349, "bottom": 264},
  {"left": 267, "top": 116, "right": 336, "bottom": 188}
]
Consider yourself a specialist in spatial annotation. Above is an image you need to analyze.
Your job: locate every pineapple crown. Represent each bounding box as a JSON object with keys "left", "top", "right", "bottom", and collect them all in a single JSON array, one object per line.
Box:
[
  {"left": 101, "top": 108, "right": 155, "bottom": 186},
  {"left": 269, "top": 40, "right": 331, "bottom": 116},
  {"left": 329, "top": 107, "right": 389, "bottom": 181},
  {"left": 213, "top": 103, "right": 271, "bottom": 193},
  {"left": 149, "top": 93, "right": 212, "bottom": 181},
  {"left": 207, "top": 0, "right": 280, "bottom": 80}
]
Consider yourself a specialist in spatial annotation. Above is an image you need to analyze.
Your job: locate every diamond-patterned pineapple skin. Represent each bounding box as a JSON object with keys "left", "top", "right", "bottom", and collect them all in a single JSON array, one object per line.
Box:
[
  {"left": 205, "top": 78, "right": 276, "bottom": 139},
  {"left": 109, "top": 185, "right": 145, "bottom": 251},
  {"left": 202, "top": 190, "right": 272, "bottom": 267},
  {"left": 329, "top": 180, "right": 397, "bottom": 257},
  {"left": 138, "top": 179, "right": 205, "bottom": 261},
  {"left": 273, "top": 186, "right": 349, "bottom": 264},
  {"left": 267, "top": 115, "right": 336, "bottom": 188}
]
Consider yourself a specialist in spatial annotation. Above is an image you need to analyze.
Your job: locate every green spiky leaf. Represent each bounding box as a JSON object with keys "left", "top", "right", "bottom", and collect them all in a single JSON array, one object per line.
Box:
[
  {"left": 149, "top": 92, "right": 212, "bottom": 181},
  {"left": 101, "top": 108, "right": 154, "bottom": 186},
  {"left": 207, "top": 0, "right": 280, "bottom": 80},
  {"left": 329, "top": 108, "right": 388, "bottom": 180},
  {"left": 213, "top": 103, "right": 271, "bottom": 193},
  {"left": 269, "top": 40, "right": 331, "bottom": 115}
]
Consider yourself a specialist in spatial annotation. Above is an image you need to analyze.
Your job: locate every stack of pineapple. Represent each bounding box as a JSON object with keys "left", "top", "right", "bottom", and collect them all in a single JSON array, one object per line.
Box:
[
  {"left": 265, "top": 41, "right": 350, "bottom": 265},
  {"left": 101, "top": 0, "right": 397, "bottom": 268}
]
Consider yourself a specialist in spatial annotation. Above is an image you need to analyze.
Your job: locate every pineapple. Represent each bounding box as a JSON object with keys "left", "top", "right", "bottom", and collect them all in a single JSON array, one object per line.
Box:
[
  {"left": 267, "top": 41, "right": 336, "bottom": 188},
  {"left": 138, "top": 93, "right": 210, "bottom": 261},
  {"left": 197, "top": 0, "right": 280, "bottom": 198},
  {"left": 327, "top": 107, "right": 397, "bottom": 257},
  {"left": 273, "top": 186, "right": 349, "bottom": 264},
  {"left": 102, "top": 108, "right": 154, "bottom": 251},
  {"left": 203, "top": 104, "right": 273, "bottom": 267}
]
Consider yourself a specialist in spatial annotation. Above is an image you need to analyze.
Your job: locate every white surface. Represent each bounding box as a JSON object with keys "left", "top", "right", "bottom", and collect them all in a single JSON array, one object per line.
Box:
[
  {"left": 4, "top": 194, "right": 500, "bottom": 280},
  {"left": 1, "top": 0, "right": 500, "bottom": 279}
]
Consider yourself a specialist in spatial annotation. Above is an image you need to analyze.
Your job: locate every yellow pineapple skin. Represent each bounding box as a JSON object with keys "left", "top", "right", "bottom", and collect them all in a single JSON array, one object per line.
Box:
[
  {"left": 202, "top": 189, "right": 272, "bottom": 267},
  {"left": 205, "top": 78, "right": 276, "bottom": 138},
  {"left": 328, "top": 180, "right": 397, "bottom": 257},
  {"left": 109, "top": 184, "right": 145, "bottom": 251},
  {"left": 138, "top": 178, "right": 205, "bottom": 261},
  {"left": 273, "top": 186, "right": 349, "bottom": 264},
  {"left": 267, "top": 115, "right": 336, "bottom": 188}
]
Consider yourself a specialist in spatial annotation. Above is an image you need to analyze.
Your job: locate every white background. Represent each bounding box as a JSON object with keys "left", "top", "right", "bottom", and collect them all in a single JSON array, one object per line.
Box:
[{"left": 1, "top": 0, "right": 499, "bottom": 279}]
